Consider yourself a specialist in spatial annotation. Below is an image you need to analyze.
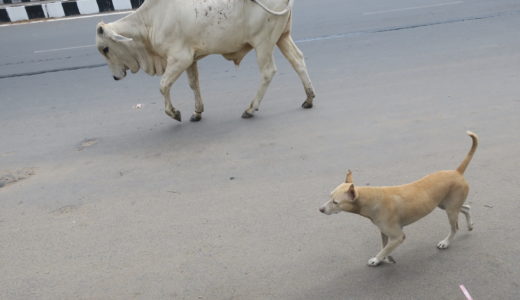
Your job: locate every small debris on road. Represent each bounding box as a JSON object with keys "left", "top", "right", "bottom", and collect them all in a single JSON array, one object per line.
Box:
[
  {"left": 77, "top": 138, "right": 98, "bottom": 151},
  {"left": 51, "top": 205, "right": 80, "bottom": 215}
]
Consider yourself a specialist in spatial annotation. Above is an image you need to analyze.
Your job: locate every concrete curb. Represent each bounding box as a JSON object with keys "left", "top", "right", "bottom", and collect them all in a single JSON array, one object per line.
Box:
[
  {"left": 1, "top": 0, "right": 47, "bottom": 4},
  {"left": 0, "top": 0, "right": 144, "bottom": 23}
]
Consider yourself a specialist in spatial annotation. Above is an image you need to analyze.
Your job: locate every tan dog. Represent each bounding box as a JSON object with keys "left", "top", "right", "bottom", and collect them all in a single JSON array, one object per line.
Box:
[{"left": 319, "top": 131, "right": 478, "bottom": 266}]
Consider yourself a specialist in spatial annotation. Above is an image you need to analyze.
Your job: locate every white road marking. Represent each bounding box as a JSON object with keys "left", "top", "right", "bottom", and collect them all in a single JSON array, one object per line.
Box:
[
  {"left": 6, "top": 0, "right": 468, "bottom": 55},
  {"left": 34, "top": 44, "right": 96, "bottom": 54},
  {"left": 363, "top": 1, "right": 464, "bottom": 16},
  {"left": 0, "top": 11, "right": 131, "bottom": 27}
]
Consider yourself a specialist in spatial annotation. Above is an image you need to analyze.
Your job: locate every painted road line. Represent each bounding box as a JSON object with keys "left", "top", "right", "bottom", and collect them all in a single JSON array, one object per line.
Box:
[
  {"left": 363, "top": 1, "right": 464, "bottom": 16},
  {"left": 25, "top": 10, "right": 520, "bottom": 56},
  {"left": 34, "top": 44, "right": 96, "bottom": 54}
]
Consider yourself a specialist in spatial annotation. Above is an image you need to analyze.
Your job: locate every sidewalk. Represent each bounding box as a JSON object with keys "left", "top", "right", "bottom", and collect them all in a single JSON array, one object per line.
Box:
[{"left": 0, "top": 0, "right": 144, "bottom": 23}]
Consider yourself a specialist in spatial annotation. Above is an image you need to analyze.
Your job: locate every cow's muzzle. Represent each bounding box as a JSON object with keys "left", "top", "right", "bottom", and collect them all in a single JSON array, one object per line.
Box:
[{"left": 113, "top": 69, "right": 127, "bottom": 81}]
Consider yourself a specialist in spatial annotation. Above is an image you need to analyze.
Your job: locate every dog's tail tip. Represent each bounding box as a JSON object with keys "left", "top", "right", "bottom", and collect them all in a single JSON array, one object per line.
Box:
[
  {"left": 466, "top": 131, "right": 479, "bottom": 147},
  {"left": 456, "top": 131, "right": 478, "bottom": 174},
  {"left": 466, "top": 130, "right": 478, "bottom": 139}
]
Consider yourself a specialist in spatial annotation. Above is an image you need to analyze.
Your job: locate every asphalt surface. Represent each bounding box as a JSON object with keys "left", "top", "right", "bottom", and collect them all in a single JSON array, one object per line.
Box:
[{"left": 1, "top": 0, "right": 520, "bottom": 299}]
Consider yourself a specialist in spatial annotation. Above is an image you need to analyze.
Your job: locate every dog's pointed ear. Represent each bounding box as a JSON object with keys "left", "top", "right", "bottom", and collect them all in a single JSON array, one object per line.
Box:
[
  {"left": 345, "top": 169, "right": 353, "bottom": 183},
  {"left": 347, "top": 184, "right": 358, "bottom": 201}
]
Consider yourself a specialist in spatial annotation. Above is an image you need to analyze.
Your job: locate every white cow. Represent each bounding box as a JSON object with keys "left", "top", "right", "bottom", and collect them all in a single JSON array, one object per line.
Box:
[{"left": 95, "top": 0, "right": 315, "bottom": 122}]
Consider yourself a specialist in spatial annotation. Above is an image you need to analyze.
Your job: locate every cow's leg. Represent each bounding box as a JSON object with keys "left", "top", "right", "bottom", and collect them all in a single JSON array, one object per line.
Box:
[
  {"left": 242, "top": 45, "right": 277, "bottom": 119},
  {"left": 277, "top": 34, "right": 315, "bottom": 109},
  {"left": 186, "top": 61, "right": 204, "bottom": 122},
  {"left": 160, "top": 57, "right": 193, "bottom": 122}
]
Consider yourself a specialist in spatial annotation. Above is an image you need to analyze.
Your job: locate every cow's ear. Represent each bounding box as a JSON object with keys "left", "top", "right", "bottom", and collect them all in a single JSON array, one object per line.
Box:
[
  {"left": 98, "top": 23, "right": 133, "bottom": 43},
  {"left": 110, "top": 32, "right": 133, "bottom": 42},
  {"left": 106, "top": 28, "right": 133, "bottom": 43}
]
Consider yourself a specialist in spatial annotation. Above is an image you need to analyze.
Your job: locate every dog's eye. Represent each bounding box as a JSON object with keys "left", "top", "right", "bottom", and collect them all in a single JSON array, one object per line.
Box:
[
  {"left": 103, "top": 47, "right": 109, "bottom": 55},
  {"left": 332, "top": 200, "right": 339, "bottom": 205}
]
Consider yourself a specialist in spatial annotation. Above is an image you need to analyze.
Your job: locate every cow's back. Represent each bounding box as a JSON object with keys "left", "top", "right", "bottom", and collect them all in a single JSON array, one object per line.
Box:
[{"left": 138, "top": 0, "right": 292, "bottom": 55}]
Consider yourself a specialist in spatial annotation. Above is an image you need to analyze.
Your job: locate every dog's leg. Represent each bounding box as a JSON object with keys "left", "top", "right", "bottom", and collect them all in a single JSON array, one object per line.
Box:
[
  {"left": 380, "top": 233, "right": 396, "bottom": 264},
  {"left": 369, "top": 230, "right": 405, "bottom": 266},
  {"left": 460, "top": 204, "right": 474, "bottom": 231},
  {"left": 437, "top": 209, "right": 459, "bottom": 249}
]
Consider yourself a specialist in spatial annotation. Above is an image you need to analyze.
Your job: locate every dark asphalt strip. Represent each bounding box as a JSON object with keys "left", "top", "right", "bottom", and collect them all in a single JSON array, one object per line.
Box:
[
  {"left": 0, "top": 63, "right": 107, "bottom": 79},
  {"left": 1, "top": 9, "right": 518, "bottom": 80},
  {"left": 297, "top": 10, "right": 520, "bottom": 43}
]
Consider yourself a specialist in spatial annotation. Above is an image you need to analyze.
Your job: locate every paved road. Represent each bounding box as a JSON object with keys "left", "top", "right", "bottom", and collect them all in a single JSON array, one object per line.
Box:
[{"left": 1, "top": 0, "right": 520, "bottom": 299}]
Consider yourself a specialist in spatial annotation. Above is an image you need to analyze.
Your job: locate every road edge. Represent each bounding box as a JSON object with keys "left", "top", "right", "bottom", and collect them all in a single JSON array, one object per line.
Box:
[{"left": 0, "top": 0, "right": 143, "bottom": 23}]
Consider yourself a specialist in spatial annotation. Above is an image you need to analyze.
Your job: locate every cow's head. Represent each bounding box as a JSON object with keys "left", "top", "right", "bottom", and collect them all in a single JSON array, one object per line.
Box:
[{"left": 96, "top": 22, "right": 140, "bottom": 80}]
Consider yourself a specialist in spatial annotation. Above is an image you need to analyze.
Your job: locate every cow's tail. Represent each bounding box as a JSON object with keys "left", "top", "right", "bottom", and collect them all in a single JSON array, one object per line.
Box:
[
  {"left": 456, "top": 131, "right": 479, "bottom": 174},
  {"left": 251, "top": 0, "right": 294, "bottom": 16}
]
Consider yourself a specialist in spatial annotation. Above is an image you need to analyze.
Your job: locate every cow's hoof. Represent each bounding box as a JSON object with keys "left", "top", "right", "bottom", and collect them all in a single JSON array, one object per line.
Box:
[
  {"left": 166, "top": 110, "right": 181, "bottom": 122},
  {"left": 190, "top": 113, "right": 202, "bottom": 122},
  {"left": 302, "top": 101, "right": 313, "bottom": 109},
  {"left": 241, "top": 111, "right": 254, "bottom": 119},
  {"left": 174, "top": 111, "right": 182, "bottom": 122}
]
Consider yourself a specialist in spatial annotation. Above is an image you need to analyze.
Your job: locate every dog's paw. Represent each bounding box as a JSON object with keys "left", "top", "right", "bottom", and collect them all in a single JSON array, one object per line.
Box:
[
  {"left": 437, "top": 240, "right": 450, "bottom": 249},
  {"left": 384, "top": 256, "right": 396, "bottom": 264},
  {"left": 468, "top": 223, "right": 474, "bottom": 231},
  {"left": 368, "top": 257, "right": 382, "bottom": 267}
]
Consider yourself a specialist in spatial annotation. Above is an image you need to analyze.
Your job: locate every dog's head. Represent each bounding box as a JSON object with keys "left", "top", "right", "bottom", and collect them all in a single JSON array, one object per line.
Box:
[{"left": 319, "top": 170, "right": 359, "bottom": 215}]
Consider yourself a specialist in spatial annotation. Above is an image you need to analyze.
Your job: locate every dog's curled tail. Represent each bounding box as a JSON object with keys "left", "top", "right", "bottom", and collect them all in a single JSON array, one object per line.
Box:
[{"left": 456, "top": 131, "right": 479, "bottom": 174}]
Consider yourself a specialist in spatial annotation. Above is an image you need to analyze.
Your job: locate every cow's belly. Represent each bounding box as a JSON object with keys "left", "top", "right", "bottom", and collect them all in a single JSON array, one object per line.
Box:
[{"left": 194, "top": 37, "right": 248, "bottom": 56}]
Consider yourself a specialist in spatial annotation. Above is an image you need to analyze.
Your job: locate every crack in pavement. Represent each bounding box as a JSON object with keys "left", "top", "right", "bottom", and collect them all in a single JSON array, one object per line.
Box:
[{"left": 0, "top": 168, "right": 35, "bottom": 188}]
